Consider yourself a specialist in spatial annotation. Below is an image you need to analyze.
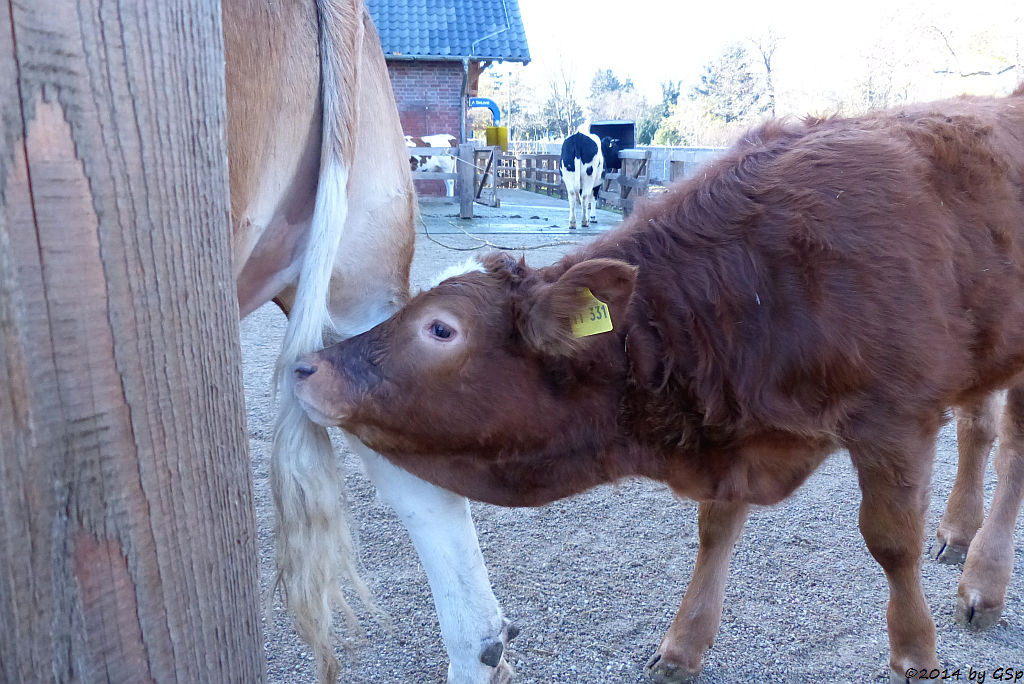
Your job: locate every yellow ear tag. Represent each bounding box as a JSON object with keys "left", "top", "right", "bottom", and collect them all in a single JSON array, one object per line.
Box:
[{"left": 570, "top": 288, "right": 614, "bottom": 338}]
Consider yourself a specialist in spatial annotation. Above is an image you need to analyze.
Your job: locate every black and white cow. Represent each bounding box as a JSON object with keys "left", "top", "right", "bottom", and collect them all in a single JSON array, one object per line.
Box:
[{"left": 559, "top": 131, "right": 604, "bottom": 228}]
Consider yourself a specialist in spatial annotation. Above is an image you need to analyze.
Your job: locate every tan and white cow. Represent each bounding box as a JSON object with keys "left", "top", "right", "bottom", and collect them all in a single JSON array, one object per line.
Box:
[
  {"left": 406, "top": 133, "right": 459, "bottom": 197},
  {"left": 223, "top": 1, "right": 511, "bottom": 681}
]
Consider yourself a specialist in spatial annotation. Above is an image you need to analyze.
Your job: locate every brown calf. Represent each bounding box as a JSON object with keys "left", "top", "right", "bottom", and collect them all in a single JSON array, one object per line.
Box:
[{"left": 293, "top": 87, "right": 1024, "bottom": 682}]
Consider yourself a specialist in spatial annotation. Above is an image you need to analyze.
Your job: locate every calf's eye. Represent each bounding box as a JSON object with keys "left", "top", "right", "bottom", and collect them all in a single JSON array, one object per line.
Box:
[{"left": 429, "top": 321, "right": 454, "bottom": 339}]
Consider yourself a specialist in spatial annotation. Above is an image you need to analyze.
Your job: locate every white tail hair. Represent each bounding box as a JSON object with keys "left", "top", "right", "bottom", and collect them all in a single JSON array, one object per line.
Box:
[{"left": 270, "top": 1, "right": 374, "bottom": 681}]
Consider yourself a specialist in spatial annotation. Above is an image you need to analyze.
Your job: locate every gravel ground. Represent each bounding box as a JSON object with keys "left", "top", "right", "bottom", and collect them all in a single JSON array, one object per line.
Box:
[{"left": 243, "top": 227, "right": 1024, "bottom": 684}]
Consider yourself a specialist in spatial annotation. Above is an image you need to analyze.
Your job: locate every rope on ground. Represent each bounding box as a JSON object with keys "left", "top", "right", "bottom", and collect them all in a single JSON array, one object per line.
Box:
[{"left": 418, "top": 213, "right": 580, "bottom": 252}]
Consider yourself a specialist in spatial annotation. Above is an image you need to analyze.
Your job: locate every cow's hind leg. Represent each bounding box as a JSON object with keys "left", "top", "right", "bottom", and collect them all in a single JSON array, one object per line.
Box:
[
  {"left": 850, "top": 436, "right": 940, "bottom": 683},
  {"left": 933, "top": 393, "right": 998, "bottom": 563},
  {"left": 646, "top": 501, "right": 749, "bottom": 683},
  {"left": 350, "top": 438, "right": 515, "bottom": 684},
  {"left": 587, "top": 187, "right": 599, "bottom": 223},
  {"left": 956, "top": 384, "right": 1024, "bottom": 629}
]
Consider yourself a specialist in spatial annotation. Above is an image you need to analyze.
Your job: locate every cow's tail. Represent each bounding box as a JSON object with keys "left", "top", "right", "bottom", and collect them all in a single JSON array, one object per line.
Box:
[{"left": 271, "top": 1, "right": 375, "bottom": 681}]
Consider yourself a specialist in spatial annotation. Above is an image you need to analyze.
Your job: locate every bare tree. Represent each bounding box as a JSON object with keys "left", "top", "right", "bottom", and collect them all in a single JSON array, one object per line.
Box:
[
  {"left": 751, "top": 31, "right": 780, "bottom": 117},
  {"left": 929, "top": 25, "right": 1018, "bottom": 79},
  {"left": 542, "top": 66, "right": 585, "bottom": 139}
]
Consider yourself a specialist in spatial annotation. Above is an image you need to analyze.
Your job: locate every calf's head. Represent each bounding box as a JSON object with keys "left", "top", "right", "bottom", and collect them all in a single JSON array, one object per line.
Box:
[{"left": 291, "top": 253, "right": 638, "bottom": 460}]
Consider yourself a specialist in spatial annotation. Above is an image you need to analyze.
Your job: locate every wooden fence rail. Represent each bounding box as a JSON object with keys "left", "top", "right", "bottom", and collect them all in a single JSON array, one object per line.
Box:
[
  {"left": 516, "top": 154, "right": 566, "bottom": 197},
  {"left": 409, "top": 144, "right": 502, "bottom": 218}
]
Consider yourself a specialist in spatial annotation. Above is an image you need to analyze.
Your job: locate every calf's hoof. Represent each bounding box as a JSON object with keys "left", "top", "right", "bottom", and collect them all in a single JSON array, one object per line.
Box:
[
  {"left": 931, "top": 529, "right": 971, "bottom": 564},
  {"left": 955, "top": 591, "right": 1003, "bottom": 630},
  {"left": 889, "top": 656, "right": 943, "bottom": 684},
  {"left": 645, "top": 653, "right": 701, "bottom": 684},
  {"left": 890, "top": 668, "right": 920, "bottom": 684},
  {"left": 931, "top": 539, "right": 969, "bottom": 565}
]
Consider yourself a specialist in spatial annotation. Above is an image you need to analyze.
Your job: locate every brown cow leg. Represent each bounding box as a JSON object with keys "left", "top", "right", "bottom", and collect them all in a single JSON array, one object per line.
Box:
[
  {"left": 646, "top": 501, "right": 749, "bottom": 684},
  {"left": 850, "top": 440, "right": 940, "bottom": 683},
  {"left": 933, "top": 393, "right": 998, "bottom": 564},
  {"left": 956, "top": 385, "right": 1024, "bottom": 629}
]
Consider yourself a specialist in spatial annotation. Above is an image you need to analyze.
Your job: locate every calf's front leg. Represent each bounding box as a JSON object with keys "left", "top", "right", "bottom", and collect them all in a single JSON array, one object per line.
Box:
[
  {"left": 646, "top": 500, "right": 749, "bottom": 683},
  {"left": 349, "top": 437, "right": 514, "bottom": 684},
  {"left": 850, "top": 439, "right": 940, "bottom": 684}
]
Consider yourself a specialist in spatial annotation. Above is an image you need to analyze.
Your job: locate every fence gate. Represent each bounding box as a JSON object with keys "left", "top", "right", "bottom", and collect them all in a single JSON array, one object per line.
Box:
[{"left": 601, "top": 149, "right": 651, "bottom": 216}]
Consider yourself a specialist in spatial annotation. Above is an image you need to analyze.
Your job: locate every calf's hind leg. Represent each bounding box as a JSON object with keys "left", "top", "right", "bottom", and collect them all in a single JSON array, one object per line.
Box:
[
  {"left": 850, "top": 438, "right": 940, "bottom": 683},
  {"left": 646, "top": 501, "right": 749, "bottom": 683},
  {"left": 933, "top": 393, "right": 998, "bottom": 564},
  {"left": 956, "top": 385, "right": 1024, "bottom": 629}
]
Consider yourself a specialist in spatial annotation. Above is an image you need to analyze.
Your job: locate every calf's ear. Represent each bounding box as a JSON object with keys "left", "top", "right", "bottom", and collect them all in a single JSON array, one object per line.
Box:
[{"left": 517, "top": 258, "right": 637, "bottom": 357}]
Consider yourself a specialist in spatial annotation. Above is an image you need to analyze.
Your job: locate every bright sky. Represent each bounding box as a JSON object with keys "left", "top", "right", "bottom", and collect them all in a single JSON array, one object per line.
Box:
[{"left": 512, "top": 0, "right": 1022, "bottom": 113}]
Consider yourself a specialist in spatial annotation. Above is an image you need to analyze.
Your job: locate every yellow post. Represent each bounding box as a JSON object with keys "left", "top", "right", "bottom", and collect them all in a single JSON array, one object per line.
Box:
[{"left": 486, "top": 126, "right": 509, "bottom": 151}]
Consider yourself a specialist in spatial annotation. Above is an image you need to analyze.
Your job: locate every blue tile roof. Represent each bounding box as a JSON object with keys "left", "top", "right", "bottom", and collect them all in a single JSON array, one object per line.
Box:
[{"left": 366, "top": 0, "right": 530, "bottom": 63}]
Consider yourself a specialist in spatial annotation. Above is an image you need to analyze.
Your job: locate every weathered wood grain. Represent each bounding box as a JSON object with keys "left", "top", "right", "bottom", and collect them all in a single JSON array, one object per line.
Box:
[{"left": 0, "top": 1, "right": 263, "bottom": 681}]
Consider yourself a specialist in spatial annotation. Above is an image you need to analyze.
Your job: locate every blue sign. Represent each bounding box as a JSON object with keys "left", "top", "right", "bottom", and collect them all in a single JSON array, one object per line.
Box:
[{"left": 469, "top": 97, "right": 501, "bottom": 125}]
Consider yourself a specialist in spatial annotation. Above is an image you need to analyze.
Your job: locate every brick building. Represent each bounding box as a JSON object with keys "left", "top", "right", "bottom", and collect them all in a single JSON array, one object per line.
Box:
[{"left": 366, "top": 0, "right": 531, "bottom": 193}]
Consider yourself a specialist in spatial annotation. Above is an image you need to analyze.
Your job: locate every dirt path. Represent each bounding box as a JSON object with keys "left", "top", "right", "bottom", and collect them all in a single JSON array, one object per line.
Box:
[{"left": 244, "top": 229, "right": 1024, "bottom": 683}]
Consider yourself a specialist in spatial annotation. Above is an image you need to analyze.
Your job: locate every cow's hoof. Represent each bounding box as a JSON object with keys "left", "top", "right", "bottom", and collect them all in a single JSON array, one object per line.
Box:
[
  {"left": 502, "top": 618, "right": 521, "bottom": 642},
  {"left": 590, "top": 217, "right": 598, "bottom": 223},
  {"left": 489, "top": 661, "right": 514, "bottom": 684},
  {"left": 479, "top": 639, "right": 504, "bottom": 668},
  {"left": 955, "top": 592, "right": 1003, "bottom": 630},
  {"left": 569, "top": 222, "right": 576, "bottom": 229},
  {"left": 646, "top": 653, "right": 700, "bottom": 683},
  {"left": 478, "top": 619, "right": 520, "bottom": 678},
  {"left": 931, "top": 538, "right": 969, "bottom": 565}
]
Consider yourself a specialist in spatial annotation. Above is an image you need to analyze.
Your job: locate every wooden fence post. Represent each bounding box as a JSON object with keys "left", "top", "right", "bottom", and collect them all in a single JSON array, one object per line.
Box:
[
  {"left": 0, "top": 1, "right": 264, "bottom": 682},
  {"left": 670, "top": 155, "right": 686, "bottom": 184},
  {"left": 458, "top": 143, "right": 475, "bottom": 219}
]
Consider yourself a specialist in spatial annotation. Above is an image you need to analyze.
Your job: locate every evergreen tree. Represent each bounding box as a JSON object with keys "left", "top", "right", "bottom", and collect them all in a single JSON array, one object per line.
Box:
[
  {"left": 637, "top": 80, "right": 679, "bottom": 144},
  {"left": 692, "top": 44, "right": 769, "bottom": 123},
  {"left": 590, "top": 68, "right": 635, "bottom": 100}
]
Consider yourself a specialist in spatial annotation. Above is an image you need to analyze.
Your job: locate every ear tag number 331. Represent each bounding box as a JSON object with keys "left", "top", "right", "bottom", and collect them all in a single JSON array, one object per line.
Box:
[{"left": 570, "top": 288, "right": 613, "bottom": 338}]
